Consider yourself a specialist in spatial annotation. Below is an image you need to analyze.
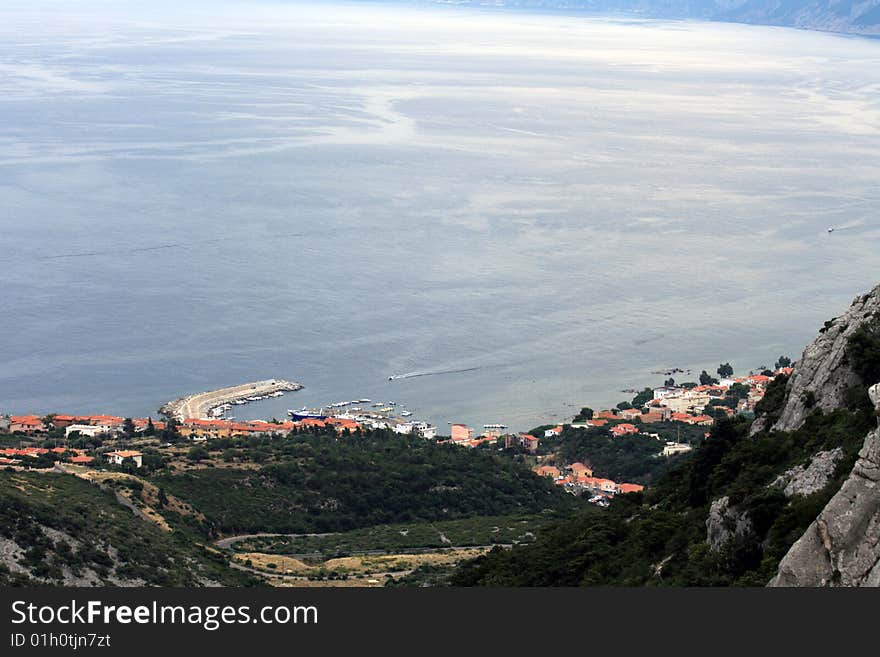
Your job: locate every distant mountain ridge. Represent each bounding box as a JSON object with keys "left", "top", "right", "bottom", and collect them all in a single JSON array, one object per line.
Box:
[{"left": 428, "top": 0, "right": 880, "bottom": 35}]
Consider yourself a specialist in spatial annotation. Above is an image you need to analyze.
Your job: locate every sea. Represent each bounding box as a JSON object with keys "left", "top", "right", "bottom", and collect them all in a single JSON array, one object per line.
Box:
[{"left": 2, "top": 0, "right": 879, "bottom": 431}]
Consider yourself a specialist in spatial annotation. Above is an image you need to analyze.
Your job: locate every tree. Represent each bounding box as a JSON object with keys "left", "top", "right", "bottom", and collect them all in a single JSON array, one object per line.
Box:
[
  {"left": 774, "top": 356, "right": 792, "bottom": 370},
  {"left": 664, "top": 378, "right": 675, "bottom": 387},
  {"left": 144, "top": 418, "right": 156, "bottom": 436},
  {"left": 122, "top": 417, "right": 136, "bottom": 437},
  {"left": 574, "top": 407, "right": 594, "bottom": 422},
  {"left": 616, "top": 401, "right": 633, "bottom": 411},
  {"left": 717, "top": 363, "right": 734, "bottom": 378},
  {"left": 728, "top": 382, "right": 751, "bottom": 399},
  {"left": 631, "top": 387, "right": 654, "bottom": 408},
  {"left": 157, "top": 487, "right": 169, "bottom": 508},
  {"left": 699, "top": 371, "right": 719, "bottom": 386},
  {"left": 187, "top": 446, "right": 209, "bottom": 462}
]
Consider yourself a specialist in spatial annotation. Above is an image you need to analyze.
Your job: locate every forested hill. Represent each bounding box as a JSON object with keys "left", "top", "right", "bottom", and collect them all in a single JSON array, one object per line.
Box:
[{"left": 414, "top": 0, "right": 880, "bottom": 36}]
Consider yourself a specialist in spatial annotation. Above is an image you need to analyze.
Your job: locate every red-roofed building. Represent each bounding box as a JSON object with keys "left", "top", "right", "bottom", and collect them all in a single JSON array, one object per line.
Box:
[
  {"left": 618, "top": 483, "right": 645, "bottom": 494},
  {"left": 544, "top": 426, "right": 563, "bottom": 438},
  {"left": 10, "top": 415, "right": 47, "bottom": 435},
  {"left": 610, "top": 423, "right": 639, "bottom": 437},
  {"left": 70, "top": 455, "right": 95, "bottom": 464},
  {"left": 534, "top": 465, "right": 561, "bottom": 478}
]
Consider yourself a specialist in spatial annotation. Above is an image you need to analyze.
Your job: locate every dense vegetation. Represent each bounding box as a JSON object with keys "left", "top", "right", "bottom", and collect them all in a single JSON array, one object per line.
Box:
[
  {"left": 0, "top": 471, "right": 256, "bottom": 586},
  {"left": 235, "top": 513, "right": 557, "bottom": 557},
  {"left": 155, "top": 433, "right": 578, "bottom": 536},
  {"left": 451, "top": 388, "right": 875, "bottom": 586},
  {"left": 538, "top": 428, "right": 676, "bottom": 484}
]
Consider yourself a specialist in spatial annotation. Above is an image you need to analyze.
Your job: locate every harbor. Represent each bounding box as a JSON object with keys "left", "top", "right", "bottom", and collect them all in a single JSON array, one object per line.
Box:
[{"left": 159, "top": 379, "right": 303, "bottom": 421}]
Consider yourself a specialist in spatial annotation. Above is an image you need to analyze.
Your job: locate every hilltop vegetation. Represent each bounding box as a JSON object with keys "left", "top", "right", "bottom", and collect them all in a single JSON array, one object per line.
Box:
[
  {"left": 0, "top": 471, "right": 256, "bottom": 587},
  {"left": 154, "top": 433, "right": 578, "bottom": 536}
]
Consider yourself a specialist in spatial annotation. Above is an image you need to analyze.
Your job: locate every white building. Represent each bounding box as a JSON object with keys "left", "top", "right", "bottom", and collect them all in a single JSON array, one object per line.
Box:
[{"left": 105, "top": 450, "right": 143, "bottom": 468}]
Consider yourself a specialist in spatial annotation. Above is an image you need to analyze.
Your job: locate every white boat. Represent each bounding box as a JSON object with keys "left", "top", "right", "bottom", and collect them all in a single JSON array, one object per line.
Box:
[{"left": 400, "top": 411, "right": 413, "bottom": 417}]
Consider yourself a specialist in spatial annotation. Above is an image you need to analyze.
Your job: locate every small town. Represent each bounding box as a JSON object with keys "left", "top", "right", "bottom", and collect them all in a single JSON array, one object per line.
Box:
[{"left": 0, "top": 362, "right": 791, "bottom": 506}]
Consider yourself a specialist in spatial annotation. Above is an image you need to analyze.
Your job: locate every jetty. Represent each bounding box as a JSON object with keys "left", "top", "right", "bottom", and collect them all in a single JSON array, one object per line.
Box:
[{"left": 160, "top": 379, "right": 303, "bottom": 421}]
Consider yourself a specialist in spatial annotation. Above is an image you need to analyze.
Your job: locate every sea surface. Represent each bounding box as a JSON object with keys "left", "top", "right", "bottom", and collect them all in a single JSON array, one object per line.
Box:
[{"left": 2, "top": 1, "right": 879, "bottom": 431}]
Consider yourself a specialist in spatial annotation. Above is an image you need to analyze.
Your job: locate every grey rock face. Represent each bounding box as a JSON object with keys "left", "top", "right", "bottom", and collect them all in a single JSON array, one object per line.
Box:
[
  {"left": 752, "top": 285, "right": 880, "bottom": 436},
  {"left": 706, "top": 496, "right": 754, "bottom": 552},
  {"left": 771, "top": 448, "right": 844, "bottom": 498},
  {"left": 769, "top": 424, "right": 880, "bottom": 586}
]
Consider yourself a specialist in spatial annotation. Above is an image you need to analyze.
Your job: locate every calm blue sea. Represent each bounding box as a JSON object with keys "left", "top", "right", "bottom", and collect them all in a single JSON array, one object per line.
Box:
[{"left": 1, "top": 1, "right": 879, "bottom": 431}]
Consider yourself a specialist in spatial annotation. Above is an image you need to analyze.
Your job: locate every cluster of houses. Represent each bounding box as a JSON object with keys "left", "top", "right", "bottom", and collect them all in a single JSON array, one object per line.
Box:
[
  {"left": 1, "top": 414, "right": 167, "bottom": 438},
  {"left": 533, "top": 461, "right": 644, "bottom": 504},
  {"left": 0, "top": 445, "right": 143, "bottom": 468}
]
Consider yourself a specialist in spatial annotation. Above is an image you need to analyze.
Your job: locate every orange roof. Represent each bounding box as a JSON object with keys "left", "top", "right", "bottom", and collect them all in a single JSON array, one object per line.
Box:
[
  {"left": 107, "top": 450, "right": 142, "bottom": 458},
  {"left": 11, "top": 415, "right": 43, "bottom": 425},
  {"left": 619, "top": 483, "right": 645, "bottom": 494},
  {"left": 70, "top": 455, "right": 94, "bottom": 464},
  {"left": 610, "top": 423, "right": 639, "bottom": 435}
]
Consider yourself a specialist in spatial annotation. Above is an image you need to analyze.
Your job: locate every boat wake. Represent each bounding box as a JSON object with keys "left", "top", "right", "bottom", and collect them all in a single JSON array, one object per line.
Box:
[{"left": 388, "top": 366, "right": 482, "bottom": 381}]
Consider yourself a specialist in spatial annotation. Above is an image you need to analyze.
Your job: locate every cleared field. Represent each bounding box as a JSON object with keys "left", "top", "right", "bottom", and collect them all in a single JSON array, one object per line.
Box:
[
  {"left": 233, "top": 547, "right": 488, "bottom": 579},
  {"left": 233, "top": 514, "right": 553, "bottom": 555}
]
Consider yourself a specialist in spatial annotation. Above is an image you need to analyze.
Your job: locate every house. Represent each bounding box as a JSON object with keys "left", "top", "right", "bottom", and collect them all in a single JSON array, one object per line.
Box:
[
  {"left": 65, "top": 423, "right": 115, "bottom": 438},
  {"left": 0, "top": 415, "right": 10, "bottom": 433},
  {"left": 70, "top": 454, "right": 95, "bottom": 465},
  {"left": 105, "top": 450, "right": 143, "bottom": 468},
  {"left": 504, "top": 433, "right": 540, "bottom": 453},
  {"left": 10, "top": 415, "right": 47, "bottom": 435},
  {"left": 534, "top": 465, "right": 561, "bottom": 479},
  {"left": 618, "top": 483, "right": 645, "bottom": 494},
  {"left": 618, "top": 408, "right": 643, "bottom": 420},
  {"left": 50, "top": 414, "right": 80, "bottom": 429},
  {"left": 652, "top": 387, "right": 681, "bottom": 400},
  {"left": 450, "top": 424, "right": 474, "bottom": 443},
  {"left": 610, "top": 423, "right": 639, "bottom": 437},
  {"left": 580, "top": 477, "right": 619, "bottom": 494},
  {"left": 520, "top": 434, "right": 540, "bottom": 453},
  {"left": 412, "top": 423, "right": 437, "bottom": 439},
  {"left": 570, "top": 462, "right": 594, "bottom": 478},
  {"left": 570, "top": 418, "right": 608, "bottom": 429},
  {"left": 544, "top": 426, "right": 563, "bottom": 438},
  {"left": 663, "top": 442, "right": 693, "bottom": 457}
]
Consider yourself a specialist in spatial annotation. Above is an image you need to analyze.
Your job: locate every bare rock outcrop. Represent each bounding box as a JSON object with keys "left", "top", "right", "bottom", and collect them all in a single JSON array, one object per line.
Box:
[
  {"left": 768, "top": 383, "right": 880, "bottom": 586},
  {"left": 751, "top": 284, "right": 880, "bottom": 436},
  {"left": 770, "top": 448, "right": 843, "bottom": 498},
  {"left": 706, "top": 496, "right": 754, "bottom": 552}
]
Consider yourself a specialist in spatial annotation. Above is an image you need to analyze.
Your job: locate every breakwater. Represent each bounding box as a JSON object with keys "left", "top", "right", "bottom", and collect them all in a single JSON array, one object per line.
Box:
[{"left": 160, "top": 379, "right": 302, "bottom": 421}]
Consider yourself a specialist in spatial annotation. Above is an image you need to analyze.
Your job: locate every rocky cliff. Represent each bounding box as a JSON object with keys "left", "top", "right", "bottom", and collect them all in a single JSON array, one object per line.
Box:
[
  {"left": 751, "top": 285, "right": 880, "bottom": 435},
  {"left": 761, "top": 285, "right": 880, "bottom": 586},
  {"left": 769, "top": 385, "right": 880, "bottom": 586}
]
